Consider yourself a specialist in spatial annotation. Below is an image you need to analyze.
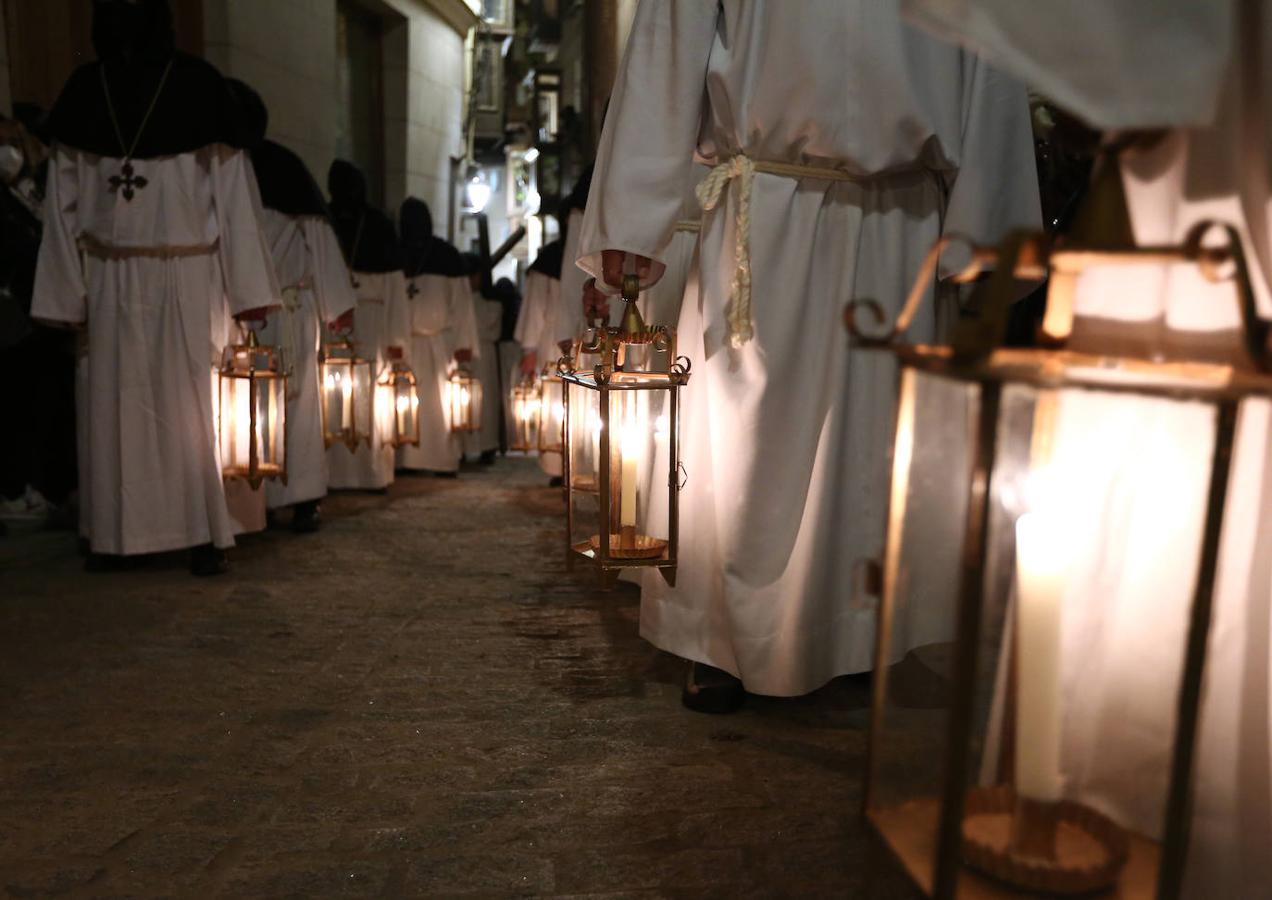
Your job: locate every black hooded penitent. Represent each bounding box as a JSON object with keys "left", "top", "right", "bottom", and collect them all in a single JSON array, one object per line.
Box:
[
  {"left": 528, "top": 238, "right": 565, "bottom": 281},
  {"left": 226, "top": 79, "right": 328, "bottom": 218},
  {"left": 47, "top": 0, "right": 245, "bottom": 158},
  {"left": 328, "top": 159, "right": 400, "bottom": 274},
  {"left": 400, "top": 197, "right": 465, "bottom": 279}
]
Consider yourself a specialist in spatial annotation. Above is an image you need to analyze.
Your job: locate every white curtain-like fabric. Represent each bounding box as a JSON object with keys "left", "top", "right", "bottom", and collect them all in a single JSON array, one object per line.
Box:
[
  {"left": 33, "top": 145, "right": 280, "bottom": 554},
  {"left": 577, "top": 0, "right": 1040, "bottom": 696},
  {"left": 259, "top": 211, "right": 356, "bottom": 509},
  {"left": 397, "top": 273, "right": 479, "bottom": 474},
  {"left": 902, "top": 2, "right": 1272, "bottom": 894},
  {"left": 327, "top": 269, "right": 409, "bottom": 490},
  {"left": 464, "top": 296, "right": 504, "bottom": 456}
]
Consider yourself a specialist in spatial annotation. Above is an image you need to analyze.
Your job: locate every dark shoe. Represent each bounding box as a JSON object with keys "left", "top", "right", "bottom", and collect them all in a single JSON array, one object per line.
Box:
[
  {"left": 434, "top": 471, "right": 459, "bottom": 480},
  {"left": 190, "top": 544, "right": 228, "bottom": 577},
  {"left": 682, "top": 662, "right": 746, "bottom": 714},
  {"left": 291, "top": 500, "right": 321, "bottom": 534},
  {"left": 479, "top": 449, "right": 497, "bottom": 466},
  {"left": 85, "top": 552, "right": 127, "bottom": 573},
  {"left": 548, "top": 476, "right": 564, "bottom": 488}
]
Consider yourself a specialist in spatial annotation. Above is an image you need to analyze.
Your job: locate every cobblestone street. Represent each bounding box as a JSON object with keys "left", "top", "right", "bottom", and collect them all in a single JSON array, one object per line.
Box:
[{"left": 0, "top": 458, "right": 912, "bottom": 898}]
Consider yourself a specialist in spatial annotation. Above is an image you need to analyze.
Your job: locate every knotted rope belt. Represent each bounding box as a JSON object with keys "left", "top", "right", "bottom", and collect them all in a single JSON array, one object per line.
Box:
[
  {"left": 80, "top": 234, "right": 219, "bottom": 260},
  {"left": 696, "top": 155, "right": 940, "bottom": 347}
]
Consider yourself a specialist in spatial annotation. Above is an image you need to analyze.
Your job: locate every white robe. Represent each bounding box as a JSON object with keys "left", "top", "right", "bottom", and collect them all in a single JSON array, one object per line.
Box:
[
  {"left": 463, "top": 296, "right": 503, "bottom": 456},
  {"left": 515, "top": 269, "right": 566, "bottom": 477},
  {"left": 397, "top": 273, "right": 480, "bottom": 473},
  {"left": 33, "top": 145, "right": 280, "bottom": 555},
  {"left": 903, "top": 2, "right": 1272, "bottom": 894},
  {"left": 327, "top": 269, "right": 409, "bottom": 490},
  {"left": 577, "top": 0, "right": 1040, "bottom": 696},
  {"left": 259, "top": 209, "right": 357, "bottom": 508}
]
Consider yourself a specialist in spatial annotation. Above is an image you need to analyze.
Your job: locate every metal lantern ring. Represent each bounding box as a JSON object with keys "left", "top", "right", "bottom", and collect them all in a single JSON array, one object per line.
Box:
[
  {"left": 848, "top": 216, "right": 1270, "bottom": 899},
  {"left": 218, "top": 325, "right": 288, "bottom": 490}
]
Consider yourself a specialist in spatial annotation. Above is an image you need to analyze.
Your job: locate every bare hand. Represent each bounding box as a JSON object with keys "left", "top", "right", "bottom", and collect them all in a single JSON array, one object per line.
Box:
[
  {"left": 235, "top": 306, "right": 272, "bottom": 323},
  {"left": 519, "top": 351, "right": 539, "bottom": 377},
  {"left": 600, "top": 250, "right": 652, "bottom": 289},
  {"left": 583, "top": 279, "right": 610, "bottom": 322},
  {"left": 387, "top": 345, "right": 405, "bottom": 361},
  {"left": 330, "top": 310, "right": 355, "bottom": 332},
  {"left": 454, "top": 348, "right": 474, "bottom": 365}
]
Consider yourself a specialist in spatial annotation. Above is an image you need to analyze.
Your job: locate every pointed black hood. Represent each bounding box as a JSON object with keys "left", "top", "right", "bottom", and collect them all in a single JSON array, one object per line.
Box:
[
  {"left": 47, "top": 0, "right": 245, "bottom": 159},
  {"left": 226, "top": 79, "right": 327, "bottom": 218},
  {"left": 327, "top": 159, "right": 400, "bottom": 274},
  {"left": 528, "top": 238, "right": 565, "bottom": 280},
  {"left": 399, "top": 196, "right": 465, "bottom": 278}
]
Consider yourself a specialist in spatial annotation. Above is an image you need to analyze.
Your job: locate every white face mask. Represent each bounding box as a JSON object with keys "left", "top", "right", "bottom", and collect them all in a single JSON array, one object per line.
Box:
[{"left": 0, "top": 145, "right": 23, "bottom": 184}]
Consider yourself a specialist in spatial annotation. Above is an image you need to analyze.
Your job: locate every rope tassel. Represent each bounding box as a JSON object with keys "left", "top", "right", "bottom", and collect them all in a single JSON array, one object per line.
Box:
[{"left": 697, "top": 155, "right": 756, "bottom": 348}]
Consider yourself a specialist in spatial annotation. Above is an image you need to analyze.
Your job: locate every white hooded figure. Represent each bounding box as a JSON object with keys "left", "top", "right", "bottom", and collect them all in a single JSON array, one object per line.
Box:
[{"left": 576, "top": 0, "right": 1041, "bottom": 700}]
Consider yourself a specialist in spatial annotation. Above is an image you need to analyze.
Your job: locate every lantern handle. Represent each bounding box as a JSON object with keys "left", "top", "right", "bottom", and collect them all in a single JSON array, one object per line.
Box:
[{"left": 1183, "top": 221, "right": 1271, "bottom": 372}]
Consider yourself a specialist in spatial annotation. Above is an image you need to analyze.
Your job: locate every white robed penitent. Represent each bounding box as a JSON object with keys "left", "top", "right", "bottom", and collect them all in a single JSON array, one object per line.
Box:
[
  {"left": 397, "top": 271, "right": 479, "bottom": 474},
  {"left": 902, "top": 1, "right": 1272, "bottom": 894},
  {"left": 577, "top": 0, "right": 1040, "bottom": 696},
  {"left": 464, "top": 293, "right": 503, "bottom": 457},
  {"left": 515, "top": 254, "right": 566, "bottom": 478},
  {"left": 259, "top": 210, "right": 357, "bottom": 508},
  {"left": 327, "top": 269, "right": 409, "bottom": 490},
  {"left": 33, "top": 146, "right": 280, "bottom": 555}
]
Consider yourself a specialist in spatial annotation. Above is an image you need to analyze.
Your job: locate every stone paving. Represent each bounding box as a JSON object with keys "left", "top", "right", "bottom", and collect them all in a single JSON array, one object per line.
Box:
[{"left": 0, "top": 458, "right": 916, "bottom": 898}]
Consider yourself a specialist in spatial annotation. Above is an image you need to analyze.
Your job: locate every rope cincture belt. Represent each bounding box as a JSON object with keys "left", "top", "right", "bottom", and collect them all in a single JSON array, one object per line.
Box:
[
  {"left": 80, "top": 234, "right": 219, "bottom": 260},
  {"left": 696, "top": 155, "right": 934, "bottom": 347},
  {"left": 674, "top": 219, "right": 702, "bottom": 235}
]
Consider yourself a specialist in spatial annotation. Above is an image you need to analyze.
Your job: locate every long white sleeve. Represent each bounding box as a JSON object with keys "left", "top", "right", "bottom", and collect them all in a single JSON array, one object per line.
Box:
[
  {"left": 514, "top": 272, "right": 548, "bottom": 352},
  {"left": 211, "top": 146, "right": 281, "bottom": 315},
  {"left": 575, "top": 0, "right": 719, "bottom": 287},
  {"left": 448, "top": 276, "right": 480, "bottom": 359},
  {"left": 31, "top": 149, "right": 88, "bottom": 325},
  {"left": 940, "top": 52, "right": 1041, "bottom": 274},
  {"left": 302, "top": 217, "right": 357, "bottom": 323}
]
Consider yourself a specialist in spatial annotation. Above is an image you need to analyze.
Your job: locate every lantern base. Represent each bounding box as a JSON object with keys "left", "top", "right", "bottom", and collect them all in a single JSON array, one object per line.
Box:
[
  {"left": 869, "top": 795, "right": 1156, "bottom": 898},
  {"left": 581, "top": 534, "right": 669, "bottom": 560},
  {"left": 960, "top": 786, "right": 1129, "bottom": 894},
  {"left": 570, "top": 474, "right": 598, "bottom": 493}
]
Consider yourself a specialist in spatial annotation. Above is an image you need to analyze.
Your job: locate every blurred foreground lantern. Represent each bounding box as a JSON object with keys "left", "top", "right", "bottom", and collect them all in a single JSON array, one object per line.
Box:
[
  {"left": 377, "top": 351, "right": 420, "bottom": 448},
  {"left": 218, "top": 327, "right": 287, "bottom": 489},
  {"left": 848, "top": 213, "right": 1270, "bottom": 897},
  {"left": 447, "top": 362, "right": 482, "bottom": 433},
  {"left": 319, "top": 337, "right": 373, "bottom": 451},
  {"left": 509, "top": 376, "right": 541, "bottom": 452},
  {"left": 562, "top": 275, "right": 690, "bottom": 584}
]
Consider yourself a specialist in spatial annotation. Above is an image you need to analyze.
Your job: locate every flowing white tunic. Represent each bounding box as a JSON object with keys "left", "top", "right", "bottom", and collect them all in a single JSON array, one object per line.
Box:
[
  {"left": 515, "top": 269, "right": 566, "bottom": 477},
  {"left": 33, "top": 145, "right": 279, "bottom": 554},
  {"left": 327, "top": 270, "right": 409, "bottom": 490},
  {"left": 397, "top": 273, "right": 479, "bottom": 473},
  {"left": 578, "top": 0, "right": 1040, "bottom": 696},
  {"left": 903, "top": 2, "right": 1272, "bottom": 893},
  {"left": 258, "top": 209, "right": 357, "bottom": 508},
  {"left": 464, "top": 295, "right": 503, "bottom": 456}
]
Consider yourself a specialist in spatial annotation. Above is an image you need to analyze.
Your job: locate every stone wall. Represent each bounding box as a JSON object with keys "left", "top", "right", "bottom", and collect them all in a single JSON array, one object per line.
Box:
[{"left": 203, "top": 0, "right": 474, "bottom": 231}]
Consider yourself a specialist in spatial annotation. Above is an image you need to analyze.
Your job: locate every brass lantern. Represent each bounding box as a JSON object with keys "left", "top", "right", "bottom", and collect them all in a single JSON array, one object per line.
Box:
[
  {"left": 562, "top": 274, "right": 690, "bottom": 584},
  {"left": 378, "top": 351, "right": 420, "bottom": 448},
  {"left": 218, "top": 327, "right": 287, "bottom": 489},
  {"left": 849, "top": 217, "right": 1270, "bottom": 898},
  {"left": 537, "top": 363, "right": 566, "bottom": 455},
  {"left": 319, "top": 336, "right": 373, "bottom": 451},
  {"left": 447, "top": 362, "right": 483, "bottom": 434},
  {"left": 509, "top": 376, "right": 541, "bottom": 452}
]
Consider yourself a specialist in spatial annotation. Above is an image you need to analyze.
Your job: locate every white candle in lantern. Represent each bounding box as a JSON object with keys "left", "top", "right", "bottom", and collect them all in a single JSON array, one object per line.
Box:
[
  {"left": 1013, "top": 512, "right": 1066, "bottom": 802},
  {"left": 340, "top": 370, "right": 352, "bottom": 430},
  {"left": 620, "top": 418, "right": 639, "bottom": 527}
]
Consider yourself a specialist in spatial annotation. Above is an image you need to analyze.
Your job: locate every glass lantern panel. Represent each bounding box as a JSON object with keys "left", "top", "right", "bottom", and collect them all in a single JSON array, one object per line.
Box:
[
  {"left": 538, "top": 376, "right": 566, "bottom": 454},
  {"left": 321, "top": 358, "right": 372, "bottom": 448},
  {"left": 394, "top": 377, "right": 420, "bottom": 447},
  {"left": 255, "top": 373, "right": 285, "bottom": 474},
  {"left": 866, "top": 366, "right": 980, "bottom": 892},
  {"left": 374, "top": 375, "right": 395, "bottom": 445},
  {"left": 510, "top": 383, "right": 540, "bottom": 451}
]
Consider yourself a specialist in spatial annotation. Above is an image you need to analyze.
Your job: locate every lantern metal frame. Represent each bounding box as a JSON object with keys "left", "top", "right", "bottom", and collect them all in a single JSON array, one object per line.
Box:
[
  {"left": 378, "top": 355, "right": 421, "bottom": 449},
  {"left": 218, "top": 327, "right": 288, "bottom": 490},
  {"left": 847, "top": 219, "right": 1271, "bottom": 900},
  {"left": 319, "top": 336, "right": 374, "bottom": 452},
  {"left": 447, "top": 362, "right": 483, "bottom": 434},
  {"left": 562, "top": 275, "right": 692, "bottom": 585},
  {"left": 509, "top": 375, "right": 542, "bottom": 452}
]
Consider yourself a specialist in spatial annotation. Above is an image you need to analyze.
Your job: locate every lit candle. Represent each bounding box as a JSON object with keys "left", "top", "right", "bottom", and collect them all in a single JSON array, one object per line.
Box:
[
  {"left": 620, "top": 418, "right": 640, "bottom": 528},
  {"left": 340, "top": 370, "right": 352, "bottom": 430},
  {"left": 1013, "top": 512, "right": 1066, "bottom": 802}
]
